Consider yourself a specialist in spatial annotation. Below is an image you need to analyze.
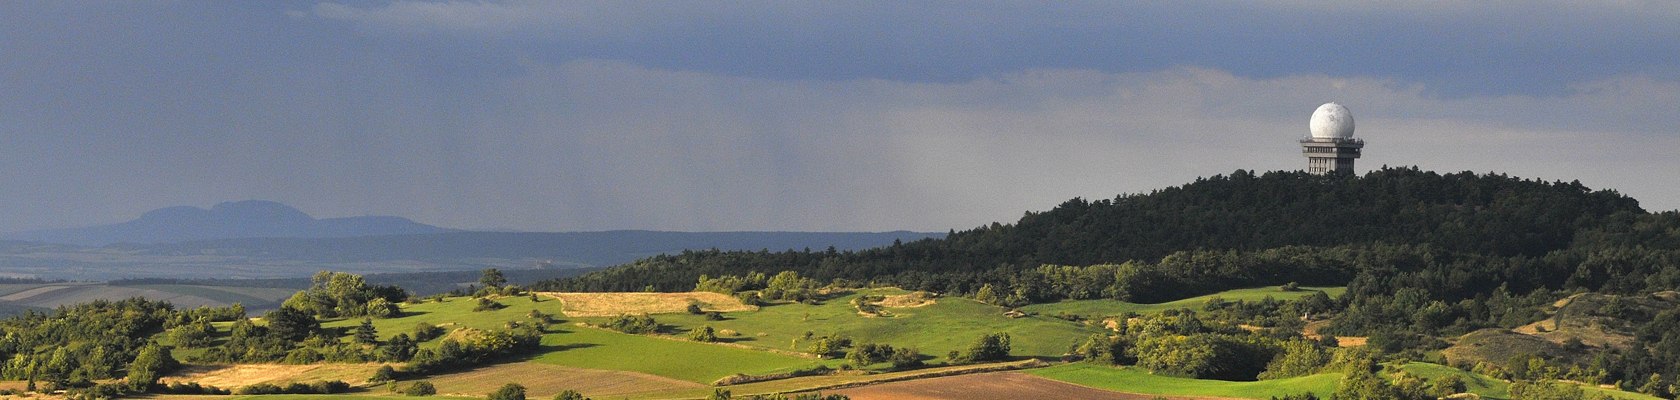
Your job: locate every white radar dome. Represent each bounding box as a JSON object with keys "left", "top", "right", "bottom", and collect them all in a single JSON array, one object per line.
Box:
[{"left": 1309, "top": 102, "right": 1355, "bottom": 139}]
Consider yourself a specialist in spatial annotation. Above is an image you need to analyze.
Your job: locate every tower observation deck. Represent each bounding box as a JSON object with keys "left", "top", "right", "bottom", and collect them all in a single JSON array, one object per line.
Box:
[{"left": 1303, "top": 103, "right": 1362, "bottom": 175}]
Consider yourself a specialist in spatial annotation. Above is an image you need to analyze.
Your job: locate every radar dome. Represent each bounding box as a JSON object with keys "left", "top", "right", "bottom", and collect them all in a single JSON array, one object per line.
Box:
[{"left": 1309, "top": 102, "right": 1355, "bottom": 139}]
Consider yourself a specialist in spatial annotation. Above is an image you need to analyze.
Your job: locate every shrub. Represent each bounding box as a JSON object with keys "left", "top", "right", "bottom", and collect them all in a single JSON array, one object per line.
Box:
[
  {"left": 690, "top": 325, "right": 719, "bottom": 342},
  {"left": 488, "top": 383, "right": 527, "bottom": 400},
  {"left": 949, "top": 332, "right": 1010, "bottom": 363},
  {"left": 414, "top": 322, "right": 445, "bottom": 341},
  {"left": 553, "top": 389, "right": 589, "bottom": 400},
  {"left": 475, "top": 297, "right": 507, "bottom": 311},
  {"left": 605, "top": 314, "right": 660, "bottom": 334},
  {"left": 404, "top": 381, "right": 437, "bottom": 396},
  {"left": 369, "top": 365, "right": 397, "bottom": 383}
]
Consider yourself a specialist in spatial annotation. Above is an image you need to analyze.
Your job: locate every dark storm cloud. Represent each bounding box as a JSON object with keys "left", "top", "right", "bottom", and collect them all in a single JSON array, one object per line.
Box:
[
  {"left": 1, "top": 1, "right": 1677, "bottom": 234},
  {"left": 310, "top": 1, "right": 1680, "bottom": 96}
]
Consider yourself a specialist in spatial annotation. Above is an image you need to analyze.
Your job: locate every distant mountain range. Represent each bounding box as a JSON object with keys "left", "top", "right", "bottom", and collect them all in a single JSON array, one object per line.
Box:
[
  {"left": 3, "top": 200, "right": 454, "bottom": 246},
  {"left": 0, "top": 200, "right": 944, "bottom": 281}
]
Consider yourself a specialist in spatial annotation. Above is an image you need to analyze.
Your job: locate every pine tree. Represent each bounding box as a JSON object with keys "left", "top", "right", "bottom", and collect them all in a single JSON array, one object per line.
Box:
[{"left": 355, "top": 319, "right": 380, "bottom": 345}]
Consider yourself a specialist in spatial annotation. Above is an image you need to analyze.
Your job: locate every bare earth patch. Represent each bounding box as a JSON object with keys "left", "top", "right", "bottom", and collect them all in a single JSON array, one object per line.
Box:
[
  {"left": 418, "top": 362, "right": 703, "bottom": 398},
  {"left": 162, "top": 363, "right": 387, "bottom": 388},
  {"left": 1302, "top": 320, "right": 1366, "bottom": 347},
  {"left": 833, "top": 371, "right": 1233, "bottom": 400},
  {"left": 539, "top": 291, "right": 756, "bottom": 317},
  {"left": 876, "top": 291, "right": 938, "bottom": 308}
]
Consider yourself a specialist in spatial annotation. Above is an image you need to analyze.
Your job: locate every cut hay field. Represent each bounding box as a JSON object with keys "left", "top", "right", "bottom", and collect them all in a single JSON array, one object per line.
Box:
[
  {"left": 634, "top": 287, "right": 1104, "bottom": 364},
  {"left": 162, "top": 363, "right": 390, "bottom": 388},
  {"left": 540, "top": 291, "right": 756, "bottom": 317},
  {"left": 1019, "top": 285, "right": 1346, "bottom": 319}
]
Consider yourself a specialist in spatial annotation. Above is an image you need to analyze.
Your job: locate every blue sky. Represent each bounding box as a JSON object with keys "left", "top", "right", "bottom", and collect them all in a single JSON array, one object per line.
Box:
[{"left": 2, "top": 1, "right": 1677, "bottom": 233}]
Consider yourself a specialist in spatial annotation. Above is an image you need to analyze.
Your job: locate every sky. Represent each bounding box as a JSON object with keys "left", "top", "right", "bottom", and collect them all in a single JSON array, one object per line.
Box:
[{"left": 2, "top": 1, "right": 1677, "bottom": 233}]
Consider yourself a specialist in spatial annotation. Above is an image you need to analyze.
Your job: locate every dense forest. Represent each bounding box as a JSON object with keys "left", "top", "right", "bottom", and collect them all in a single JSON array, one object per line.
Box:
[
  {"left": 532, "top": 168, "right": 1664, "bottom": 296},
  {"left": 534, "top": 167, "right": 1680, "bottom": 395}
]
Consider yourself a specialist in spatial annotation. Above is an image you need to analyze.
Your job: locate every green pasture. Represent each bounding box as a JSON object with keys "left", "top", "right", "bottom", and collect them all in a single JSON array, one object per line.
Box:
[
  {"left": 1030, "top": 362, "right": 1341, "bottom": 398},
  {"left": 1020, "top": 285, "right": 1346, "bottom": 318},
  {"left": 636, "top": 288, "right": 1103, "bottom": 364}
]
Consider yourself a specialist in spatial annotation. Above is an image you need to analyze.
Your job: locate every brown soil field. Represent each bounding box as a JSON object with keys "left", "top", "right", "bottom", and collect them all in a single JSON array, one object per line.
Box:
[
  {"left": 832, "top": 371, "right": 1227, "bottom": 400},
  {"left": 539, "top": 291, "right": 756, "bottom": 317},
  {"left": 416, "top": 362, "right": 703, "bottom": 398},
  {"left": 162, "top": 363, "right": 389, "bottom": 388}
]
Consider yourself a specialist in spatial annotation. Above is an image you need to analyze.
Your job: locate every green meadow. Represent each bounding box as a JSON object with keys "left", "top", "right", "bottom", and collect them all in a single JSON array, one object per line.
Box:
[
  {"left": 635, "top": 287, "right": 1104, "bottom": 364},
  {"left": 1029, "top": 362, "right": 1342, "bottom": 398},
  {"left": 1020, "top": 285, "right": 1346, "bottom": 318}
]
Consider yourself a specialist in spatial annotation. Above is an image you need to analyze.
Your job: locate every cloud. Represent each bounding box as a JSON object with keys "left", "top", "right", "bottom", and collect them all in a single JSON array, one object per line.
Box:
[
  {"left": 304, "top": 1, "right": 1680, "bottom": 96},
  {"left": 383, "top": 61, "right": 1678, "bottom": 231},
  {"left": 3, "top": 2, "right": 1676, "bottom": 234}
]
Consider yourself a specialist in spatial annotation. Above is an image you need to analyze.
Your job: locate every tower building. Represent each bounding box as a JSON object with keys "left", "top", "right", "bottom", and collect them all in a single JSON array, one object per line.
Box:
[{"left": 1301, "top": 102, "right": 1362, "bottom": 174}]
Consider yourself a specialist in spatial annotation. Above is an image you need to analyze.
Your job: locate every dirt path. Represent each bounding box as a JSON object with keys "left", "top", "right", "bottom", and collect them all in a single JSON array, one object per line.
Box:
[{"left": 832, "top": 371, "right": 1232, "bottom": 400}]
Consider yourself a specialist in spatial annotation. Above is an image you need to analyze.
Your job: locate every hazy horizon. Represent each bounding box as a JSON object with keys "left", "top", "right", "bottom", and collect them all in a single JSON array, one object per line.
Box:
[{"left": 4, "top": 2, "right": 1678, "bottom": 234}]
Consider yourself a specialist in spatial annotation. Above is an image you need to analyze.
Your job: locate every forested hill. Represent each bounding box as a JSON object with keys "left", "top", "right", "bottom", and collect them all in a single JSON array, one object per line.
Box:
[{"left": 535, "top": 168, "right": 1660, "bottom": 294}]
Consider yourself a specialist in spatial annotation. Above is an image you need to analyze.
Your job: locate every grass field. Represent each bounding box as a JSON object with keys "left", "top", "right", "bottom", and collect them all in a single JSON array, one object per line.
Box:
[
  {"left": 1029, "top": 363, "right": 1341, "bottom": 398},
  {"left": 633, "top": 287, "right": 1104, "bottom": 364},
  {"left": 1020, "top": 285, "right": 1346, "bottom": 318},
  {"left": 407, "top": 361, "right": 704, "bottom": 398},
  {"left": 313, "top": 294, "right": 824, "bottom": 384}
]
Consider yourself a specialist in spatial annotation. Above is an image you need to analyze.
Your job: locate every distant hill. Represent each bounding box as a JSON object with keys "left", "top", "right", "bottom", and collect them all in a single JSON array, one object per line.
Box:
[
  {"left": 538, "top": 168, "right": 1653, "bottom": 293},
  {"left": 0, "top": 229, "right": 944, "bottom": 281},
  {"left": 135, "top": 230, "right": 946, "bottom": 268},
  {"left": 3, "top": 200, "right": 454, "bottom": 246}
]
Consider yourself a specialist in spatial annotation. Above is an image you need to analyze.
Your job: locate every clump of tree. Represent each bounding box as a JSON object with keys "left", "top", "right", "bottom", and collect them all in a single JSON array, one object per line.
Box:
[
  {"left": 762, "top": 271, "right": 821, "bottom": 302},
  {"left": 695, "top": 272, "right": 768, "bottom": 295},
  {"left": 948, "top": 332, "right": 1010, "bottom": 364},
  {"left": 282, "top": 271, "right": 408, "bottom": 318},
  {"left": 799, "top": 333, "right": 853, "bottom": 359},
  {"left": 846, "top": 343, "right": 920, "bottom": 369},
  {"left": 235, "top": 380, "right": 351, "bottom": 395},
  {"left": 604, "top": 314, "right": 660, "bottom": 334},
  {"left": 407, "top": 326, "right": 542, "bottom": 374}
]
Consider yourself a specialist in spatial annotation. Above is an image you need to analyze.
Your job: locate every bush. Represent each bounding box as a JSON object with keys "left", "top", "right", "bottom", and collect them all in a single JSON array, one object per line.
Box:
[
  {"left": 474, "top": 297, "right": 507, "bottom": 311},
  {"left": 404, "top": 380, "right": 437, "bottom": 396},
  {"left": 414, "top": 322, "right": 445, "bottom": 341},
  {"left": 553, "top": 389, "right": 590, "bottom": 400},
  {"left": 369, "top": 365, "right": 397, "bottom": 383},
  {"left": 690, "top": 325, "right": 719, "bottom": 342},
  {"left": 949, "top": 332, "right": 1010, "bottom": 363},
  {"left": 605, "top": 314, "right": 660, "bottom": 334},
  {"left": 489, "top": 383, "right": 527, "bottom": 400}
]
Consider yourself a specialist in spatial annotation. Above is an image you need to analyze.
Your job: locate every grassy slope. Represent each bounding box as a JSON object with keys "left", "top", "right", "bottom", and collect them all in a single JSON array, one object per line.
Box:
[
  {"left": 1399, "top": 362, "right": 1511, "bottom": 399},
  {"left": 318, "top": 294, "right": 822, "bottom": 384},
  {"left": 1029, "top": 363, "right": 1341, "bottom": 398},
  {"left": 635, "top": 288, "right": 1103, "bottom": 364},
  {"left": 1032, "top": 362, "right": 1660, "bottom": 400},
  {"left": 1020, "top": 285, "right": 1347, "bottom": 317}
]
